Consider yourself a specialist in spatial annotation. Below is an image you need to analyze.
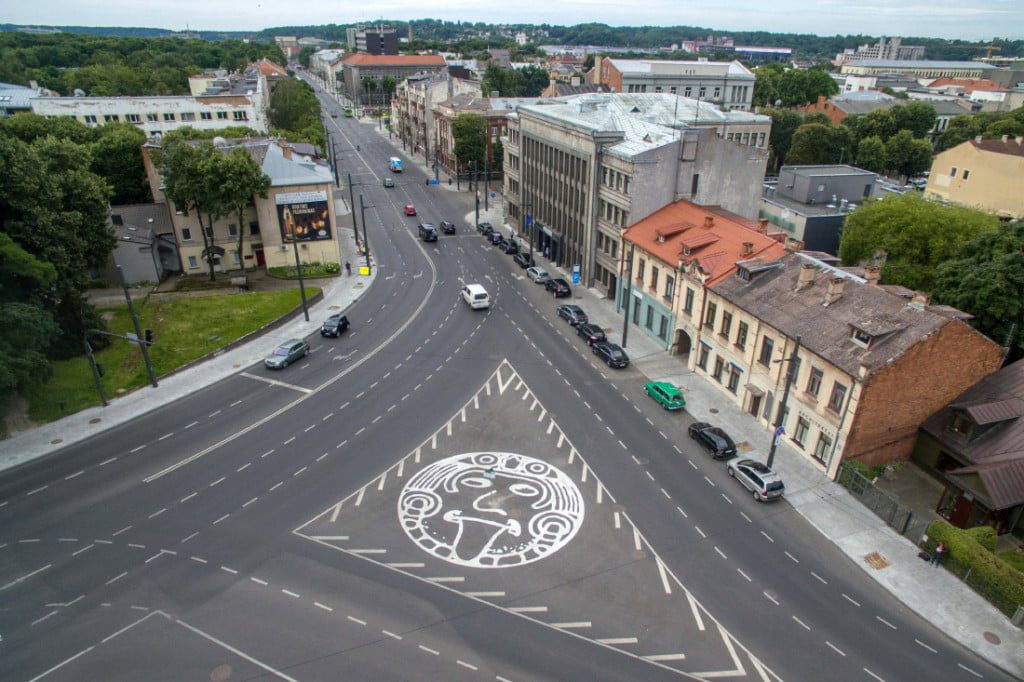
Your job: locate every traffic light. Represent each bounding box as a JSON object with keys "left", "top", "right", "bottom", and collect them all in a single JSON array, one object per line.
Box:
[
  {"left": 96, "top": 363, "right": 105, "bottom": 377},
  {"left": 144, "top": 328, "right": 154, "bottom": 344}
]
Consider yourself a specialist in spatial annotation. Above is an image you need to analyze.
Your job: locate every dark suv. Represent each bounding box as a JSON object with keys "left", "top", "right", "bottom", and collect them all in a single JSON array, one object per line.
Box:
[
  {"left": 490, "top": 232, "right": 505, "bottom": 246},
  {"left": 418, "top": 223, "right": 438, "bottom": 242},
  {"left": 556, "top": 304, "right": 588, "bottom": 326},
  {"left": 513, "top": 252, "right": 534, "bottom": 269},
  {"left": 545, "top": 278, "right": 571, "bottom": 298},
  {"left": 477, "top": 222, "right": 494, "bottom": 236},
  {"left": 502, "top": 240, "right": 519, "bottom": 255},
  {"left": 687, "top": 422, "right": 737, "bottom": 459},
  {"left": 592, "top": 341, "right": 629, "bottom": 368},
  {"left": 439, "top": 220, "right": 456, "bottom": 234},
  {"left": 576, "top": 323, "right": 607, "bottom": 345},
  {"left": 321, "top": 314, "right": 350, "bottom": 337}
]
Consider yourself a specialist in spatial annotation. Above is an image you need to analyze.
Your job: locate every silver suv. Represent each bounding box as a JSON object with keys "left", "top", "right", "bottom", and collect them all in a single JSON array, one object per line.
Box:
[{"left": 726, "top": 459, "right": 785, "bottom": 502}]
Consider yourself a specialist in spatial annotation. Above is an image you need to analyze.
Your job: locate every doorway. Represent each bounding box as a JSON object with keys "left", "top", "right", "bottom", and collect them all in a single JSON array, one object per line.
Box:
[{"left": 255, "top": 248, "right": 266, "bottom": 267}]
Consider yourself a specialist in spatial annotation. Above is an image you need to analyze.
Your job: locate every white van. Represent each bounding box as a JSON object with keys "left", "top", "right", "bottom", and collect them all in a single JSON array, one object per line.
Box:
[{"left": 461, "top": 284, "right": 490, "bottom": 310}]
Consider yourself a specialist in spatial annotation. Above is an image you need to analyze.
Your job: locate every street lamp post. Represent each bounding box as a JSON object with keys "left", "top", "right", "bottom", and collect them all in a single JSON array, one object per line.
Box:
[
  {"left": 290, "top": 236, "right": 310, "bottom": 322},
  {"left": 359, "top": 194, "right": 371, "bottom": 272},
  {"left": 621, "top": 242, "right": 636, "bottom": 349},
  {"left": 117, "top": 265, "right": 158, "bottom": 387},
  {"left": 767, "top": 335, "right": 802, "bottom": 469}
]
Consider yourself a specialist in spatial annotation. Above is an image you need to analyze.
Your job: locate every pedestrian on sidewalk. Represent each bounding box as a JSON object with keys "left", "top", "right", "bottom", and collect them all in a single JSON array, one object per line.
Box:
[
  {"left": 931, "top": 541, "right": 946, "bottom": 567},
  {"left": 345, "top": 261, "right": 352, "bottom": 276}
]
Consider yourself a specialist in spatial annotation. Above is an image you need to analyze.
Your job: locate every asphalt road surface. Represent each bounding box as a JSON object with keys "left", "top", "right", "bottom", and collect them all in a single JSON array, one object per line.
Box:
[{"left": 0, "top": 80, "right": 1014, "bottom": 682}]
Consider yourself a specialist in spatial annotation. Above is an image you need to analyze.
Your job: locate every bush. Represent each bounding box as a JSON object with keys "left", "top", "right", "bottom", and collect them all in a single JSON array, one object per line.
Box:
[
  {"left": 925, "top": 521, "right": 1024, "bottom": 618},
  {"left": 965, "top": 525, "right": 998, "bottom": 552},
  {"left": 1000, "top": 551, "right": 1024, "bottom": 575},
  {"left": 267, "top": 261, "right": 340, "bottom": 279},
  {"left": 846, "top": 459, "right": 886, "bottom": 480}
]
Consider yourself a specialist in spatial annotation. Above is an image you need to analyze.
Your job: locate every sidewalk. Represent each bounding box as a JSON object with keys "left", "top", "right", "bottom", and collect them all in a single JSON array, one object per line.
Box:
[
  {"left": 477, "top": 204, "right": 1024, "bottom": 678},
  {"left": 0, "top": 226, "right": 376, "bottom": 473}
]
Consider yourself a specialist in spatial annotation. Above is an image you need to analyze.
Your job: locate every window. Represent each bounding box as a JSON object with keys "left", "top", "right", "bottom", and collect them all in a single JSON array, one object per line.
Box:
[
  {"left": 181, "top": 227, "right": 192, "bottom": 241},
  {"left": 126, "top": 113, "right": 141, "bottom": 123},
  {"left": 758, "top": 337, "right": 774, "bottom": 366},
  {"left": 201, "top": 112, "right": 213, "bottom": 120},
  {"left": 813, "top": 433, "right": 832, "bottom": 462},
  {"left": 182, "top": 112, "right": 196, "bottom": 122},
  {"left": 720, "top": 311, "right": 732, "bottom": 339},
  {"left": 828, "top": 382, "right": 847, "bottom": 413},
  {"left": 852, "top": 327, "right": 872, "bottom": 347},
  {"left": 807, "top": 367, "right": 823, "bottom": 396},
  {"left": 249, "top": 221, "right": 260, "bottom": 236},
  {"left": 163, "top": 113, "right": 175, "bottom": 121},
  {"left": 103, "top": 114, "right": 119, "bottom": 123},
  {"left": 217, "top": 112, "right": 228, "bottom": 120},
  {"left": 793, "top": 417, "right": 810, "bottom": 446},
  {"left": 949, "top": 413, "right": 973, "bottom": 437},
  {"left": 713, "top": 87, "right": 721, "bottom": 99},
  {"left": 699, "top": 86, "right": 707, "bottom": 98},
  {"left": 632, "top": 299, "right": 641, "bottom": 324},
  {"left": 233, "top": 111, "right": 248, "bottom": 121},
  {"left": 727, "top": 366, "right": 741, "bottom": 394},
  {"left": 736, "top": 321, "right": 748, "bottom": 350},
  {"left": 962, "top": 169, "right": 970, "bottom": 181},
  {"left": 146, "top": 113, "right": 158, "bottom": 122},
  {"left": 227, "top": 223, "right": 238, "bottom": 237},
  {"left": 684, "top": 288, "right": 695, "bottom": 315},
  {"left": 650, "top": 266, "right": 659, "bottom": 290},
  {"left": 637, "top": 259, "right": 645, "bottom": 282},
  {"left": 705, "top": 302, "right": 717, "bottom": 330},
  {"left": 691, "top": 173, "right": 700, "bottom": 195},
  {"left": 187, "top": 255, "right": 199, "bottom": 269},
  {"left": 664, "top": 275, "right": 674, "bottom": 300},
  {"left": 949, "top": 166, "right": 957, "bottom": 177},
  {"left": 697, "top": 346, "right": 709, "bottom": 370},
  {"left": 713, "top": 356, "right": 725, "bottom": 383},
  {"left": 645, "top": 306, "right": 654, "bottom": 330},
  {"left": 83, "top": 115, "right": 97, "bottom": 124},
  {"left": 232, "top": 250, "right": 241, "bottom": 264},
  {"left": 659, "top": 315, "right": 668, "bottom": 340},
  {"left": 788, "top": 356, "right": 801, "bottom": 386},
  {"left": 204, "top": 226, "right": 213, "bottom": 239}
]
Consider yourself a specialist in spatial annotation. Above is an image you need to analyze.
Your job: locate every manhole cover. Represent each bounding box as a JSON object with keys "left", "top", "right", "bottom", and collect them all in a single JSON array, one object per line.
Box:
[
  {"left": 50, "top": 438, "right": 63, "bottom": 445},
  {"left": 89, "top": 418, "right": 101, "bottom": 424},
  {"left": 983, "top": 631, "right": 1001, "bottom": 645},
  {"left": 709, "top": 408, "right": 719, "bottom": 414},
  {"left": 864, "top": 552, "right": 889, "bottom": 569},
  {"left": 736, "top": 441, "right": 754, "bottom": 453}
]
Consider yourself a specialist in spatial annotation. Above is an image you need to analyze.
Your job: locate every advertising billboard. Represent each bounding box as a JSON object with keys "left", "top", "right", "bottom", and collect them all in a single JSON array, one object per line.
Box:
[{"left": 277, "top": 190, "right": 331, "bottom": 242}]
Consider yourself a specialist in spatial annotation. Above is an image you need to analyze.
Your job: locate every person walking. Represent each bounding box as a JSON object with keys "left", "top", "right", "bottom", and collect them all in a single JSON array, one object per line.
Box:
[
  {"left": 931, "top": 541, "right": 946, "bottom": 567},
  {"left": 345, "top": 261, "right": 352, "bottom": 276}
]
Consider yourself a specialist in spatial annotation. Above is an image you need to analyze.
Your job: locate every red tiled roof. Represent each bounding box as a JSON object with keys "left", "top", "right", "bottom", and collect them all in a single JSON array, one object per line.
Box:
[
  {"left": 623, "top": 200, "right": 787, "bottom": 285},
  {"left": 342, "top": 54, "right": 446, "bottom": 67},
  {"left": 927, "top": 77, "right": 1005, "bottom": 92},
  {"left": 257, "top": 58, "right": 288, "bottom": 77}
]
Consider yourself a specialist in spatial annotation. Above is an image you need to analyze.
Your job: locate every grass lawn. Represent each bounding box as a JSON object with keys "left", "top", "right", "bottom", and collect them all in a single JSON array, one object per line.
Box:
[{"left": 23, "top": 288, "right": 318, "bottom": 422}]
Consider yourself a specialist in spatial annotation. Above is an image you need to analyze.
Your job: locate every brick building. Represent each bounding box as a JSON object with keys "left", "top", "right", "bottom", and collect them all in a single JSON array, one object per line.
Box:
[{"left": 339, "top": 54, "right": 446, "bottom": 106}]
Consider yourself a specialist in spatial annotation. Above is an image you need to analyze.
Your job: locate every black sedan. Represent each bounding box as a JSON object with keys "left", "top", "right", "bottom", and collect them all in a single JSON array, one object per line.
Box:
[
  {"left": 320, "top": 314, "right": 350, "bottom": 337},
  {"left": 502, "top": 240, "right": 519, "bottom": 255},
  {"left": 592, "top": 341, "right": 629, "bottom": 368},
  {"left": 490, "top": 232, "right": 505, "bottom": 246},
  {"left": 440, "top": 220, "right": 456, "bottom": 234},
  {"left": 688, "top": 422, "right": 738, "bottom": 459},
  {"left": 557, "top": 304, "right": 588, "bottom": 326},
  {"left": 477, "top": 222, "right": 494, "bottom": 236},
  {"left": 513, "top": 252, "right": 534, "bottom": 269},
  {"left": 576, "top": 322, "right": 607, "bottom": 345},
  {"left": 545, "top": 278, "right": 571, "bottom": 298}
]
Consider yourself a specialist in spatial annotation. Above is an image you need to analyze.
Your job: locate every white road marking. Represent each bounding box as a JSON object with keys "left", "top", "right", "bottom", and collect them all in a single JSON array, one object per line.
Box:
[
  {"left": 842, "top": 593, "right": 861, "bottom": 607},
  {"left": 792, "top": 616, "right": 810, "bottom": 630},
  {"left": 270, "top": 482, "right": 284, "bottom": 492},
  {"left": 347, "top": 615, "right": 367, "bottom": 625},
  {"left": 213, "top": 514, "right": 229, "bottom": 525},
  {"left": 876, "top": 616, "right": 896, "bottom": 630},
  {"left": 282, "top": 589, "right": 300, "bottom": 598},
  {"left": 597, "top": 637, "right": 638, "bottom": 645},
  {"left": 676, "top": 506, "right": 687, "bottom": 518},
  {"left": 72, "top": 544, "right": 95, "bottom": 556},
  {"left": 714, "top": 546, "right": 727, "bottom": 560},
  {"left": 737, "top": 568, "right": 752, "bottom": 582},
  {"left": 428, "top": 576, "right": 464, "bottom": 583},
  {"left": 763, "top": 592, "right": 780, "bottom": 606},
  {"left": 825, "top": 641, "right": 846, "bottom": 656},
  {"left": 261, "top": 449, "right": 275, "bottom": 458},
  {"left": 644, "top": 653, "right": 687, "bottom": 662},
  {"left": 180, "top": 532, "right": 199, "bottom": 544},
  {"left": 208, "top": 410, "right": 221, "bottom": 418},
  {"left": 382, "top": 629, "right": 403, "bottom": 640},
  {"left": 457, "top": 660, "right": 478, "bottom": 671},
  {"left": 65, "top": 470, "right": 85, "bottom": 480},
  {"left": 158, "top": 433, "right": 174, "bottom": 441},
  {"left": 785, "top": 551, "right": 799, "bottom": 563},
  {"left": 957, "top": 663, "right": 982, "bottom": 678},
  {"left": 180, "top": 492, "right": 198, "bottom": 503},
  {"left": 242, "top": 497, "right": 259, "bottom": 508},
  {"left": 694, "top": 526, "right": 706, "bottom": 539},
  {"left": 240, "top": 371, "right": 313, "bottom": 394},
  {"left": 509, "top": 606, "right": 548, "bottom": 613},
  {"left": 221, "top": 566, "right": 238, "bottom": 575},
  {"left": 100, "top": 456, "right": 118, "bottom": 466},
  {"left": 314, "top": 601, "right": 332, "bottom": 611},
  {"left": 104, "top": 571, "right": 127, "bottom": 585},
  {"left": 811, "top": 571, "right": 828, "bottom": 585},
  {"left": 130, "top": 445, "right": 147, "bottom": 453},
  {"left": 27, "top": 485, "right": 48, "bottom": 496},
  {"left": 184, "top": 421, "right": 199, "bottom": 430},
  {"left": 720, "top": 493, "right": 732, "bottom": 505},
  {"left": 418, "top": 645, "right": 439, "bottom": 655},
  {"left": 467, "top": 591, "right": 507, "bottom": 598},
  {"left": 915, "top": 639, "right": 937, "bottom": 653},
  {"left": 349, "top": 549, "right": 387, "bottom": 555},
  {"left": 26, "top": 644, "right": 96, "bottom": 681},
  {"left": 863, "top": 669, "right": 886, "bottom": 682},
  {"left": 190, "top": 556, "right": 208, "bottom": 564},
  {"left": 31, "top": 610, "right": 58, "bottom": 626},
  {"left": 209, "top": 477, "right": 226, "bottom": 488},
  {"left": 760, "top": 530, "right": 774, "bottom": 543}
]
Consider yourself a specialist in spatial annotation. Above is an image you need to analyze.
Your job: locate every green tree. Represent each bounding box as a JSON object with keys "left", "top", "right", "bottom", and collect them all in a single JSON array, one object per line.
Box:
[
  {"left": 853, "top": 108, "right": 898, "bottom": 143},
  {"left": 298, "top": 46, "right": 316, "bottom": 68},
  {"left": 839, "top": 193, "right": 998, "bottom": 291},
  {"left": 786, "top": 123, "right": 852, "bottom": 165},
  {"left": 885, "top": 130, "right": 933, "bottom": 179},
  {"left": 855, "top": 135, "right": 887, "bottom": 174},
  {"left": 936, "top": 114, "right": 984, "bottom": 152},
  {"left": 764, "top": 108, "right": 802, "bottom": 171},
  {"left": 217, "top": 148, "right": 271, "bottom": 273},
  {"left": 159, "top": 140, "right": 222, "bottom": 281},
  {"left": 933, "top": 222, "right": 1024, "bottom": 348},
  {"left": 892, "top": 102, "right": 937, "bottom": 139},
  {"left": 452, "top": 112, "right": 488, "bottom": 181},
  {"left": 91, "top": 123, "right": 149, "bottom": 204},
  {"left": 269, "top": 77, "right": 320, "bottom": 130},
  {"left": 0, "top": 301, "right": 60, "bottom": 410},
  {"left": 984, "top": 118, "right": 1024, "bottom": 139}
]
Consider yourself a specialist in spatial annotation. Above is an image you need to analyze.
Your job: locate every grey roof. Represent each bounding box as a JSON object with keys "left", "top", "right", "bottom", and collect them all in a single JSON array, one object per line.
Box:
[
  {"left": 845, "top": 59, "right": 998, "bottom": 70},
  {"left": 921, "top": 359, "right": 1024, "bottom": 509},
  {"left": 831, "top": 92, "right": 900, "bottom": 115},
  {"left": 257, "top": 141, "right": 333, "bottom": 186},
  {"left": 608, "top": 58, "right": 754, "bottom": 79},
  {"left": 544, "top": 82, "right": 611, "bottom": 97},
  {"left": 111, "top": 203, "right": 174, "bottom": 236},
  {"left": 783, "top": 164, "right": 876, "bottom": 178},
  {"left": 711, "top": 252, "right": 969, "bottom": 377},
  {"left": 0, "top": 82, "right": 38, "bottom": 110}
]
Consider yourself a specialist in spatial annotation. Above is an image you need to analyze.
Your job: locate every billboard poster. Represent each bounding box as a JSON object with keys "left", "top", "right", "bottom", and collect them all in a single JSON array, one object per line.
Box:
[{"left": 276, "top": 190, "right": 331, "bottom": 242}]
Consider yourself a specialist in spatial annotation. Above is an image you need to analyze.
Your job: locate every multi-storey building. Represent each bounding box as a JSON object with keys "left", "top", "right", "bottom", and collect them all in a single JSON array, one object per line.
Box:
[
  {"left": 835, "top": 37, "right": 925, "bottom": 66},
  {"left": 310, "top": 49, "right": 346, "bottom": 95},
  {"left": 392, "top": 75, "right": 480, "bottom": 165},
  {"left": 433, "top": 93, "right": 541, "bottom": 180},
  {"left": 698, "top": 252, "right": 1002, "bottom": 478},
  {"left": 925, "top": 135, "right": 1024, "bottom": 219},
  {"left": 502, "top": 93, "right": 770, "bottom": 295},
  {"left": 840, "top": 60, "right": 998, "bottom": 80},
  {"left": 355, "top": 25, "right": 398, "bottom": 55},
  {"left": 340, "top": 54, "right": 446, "bottom": 106},
  {"left": 141, "top": 137, "right": 339, "bottom": 274},
  {"left": 32, "top": 68, "right": 269, "bottom": 135},
  {"left": 619, "top": 200, "right": 787, "bottom": 353},
  {"left": 588, "top": 58, "right": 756, "bottom": 111}
]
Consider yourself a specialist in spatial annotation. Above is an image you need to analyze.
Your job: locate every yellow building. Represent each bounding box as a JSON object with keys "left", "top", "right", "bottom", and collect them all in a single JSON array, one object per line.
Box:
[{"left": 925, "top": 135, "right": 1024, "bottom": 219}]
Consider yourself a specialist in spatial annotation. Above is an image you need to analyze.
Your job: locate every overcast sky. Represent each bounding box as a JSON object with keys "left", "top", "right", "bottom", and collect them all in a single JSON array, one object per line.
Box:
[{"left": 7, "top": 0, "right": 1022, "bottom": 41}]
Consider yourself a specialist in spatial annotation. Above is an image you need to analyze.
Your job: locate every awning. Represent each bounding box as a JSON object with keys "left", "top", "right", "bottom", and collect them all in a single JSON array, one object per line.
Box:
[
  {"left": 699, "top": 340, "right": 712, "bottom": 350},
  {"left": 730, "top": 363, "right": 744, "bottom": 372},
  {"left": 745, "top": 384, "right": 765, "bottom": 397}
]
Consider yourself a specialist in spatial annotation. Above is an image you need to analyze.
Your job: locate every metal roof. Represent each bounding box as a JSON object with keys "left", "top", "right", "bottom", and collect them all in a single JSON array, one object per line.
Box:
[{"left": 845, "top": 59, "right": 997, "bottom": 69}]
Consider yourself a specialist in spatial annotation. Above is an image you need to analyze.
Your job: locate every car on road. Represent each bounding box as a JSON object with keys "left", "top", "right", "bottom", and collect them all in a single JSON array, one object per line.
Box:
[
  {"left": 477, "top": 222, "right": 494, "bottom": 236},
  {"left": 490, "top": 232, "right": 505, "bottom": 246},
  {"left": 265, "top": 338, "right": 309, "bottom": 369},
  {"left": 418, "top": 223, "right": 438, "bottom": 241},
  {"left": 320, "top": 314, "right": 350, "bottom": 338},
  {"left": 461, "top": 283, "right": 491, "bottom": 310},
  {"left": 383, "top": 177, "right": 395, "bottom": 188},
  {"left": 513, "top": 252, "right": 534, "bottom": 269},
  {"left": 576, "top": 323, "right": 606, "bottom": 346},
  {"left": 592, "top": 341, "right": 629, "bottom": 368},
  {"left": 688, "top": 422, "right": 736, "bottom": 458},
  {"left": 502, "top": 240, "right": 519, "bottom": 255},
  {"left": 557, "top": 304, "right": 588, "bottom": 326},
  {"left": 526, "top": 266, "right": 550, "bottom": 283},
  {"left": 546, "top": 278, "right": 571, "bottom": 298},
  {"left": 645, "top": 381, "right": 685, "bottom": 410},
  {"left": 330, "top": 112, "right": 338, "bottom": 118},
  {"left": 726, "top": 459, "right": 785, "bottom": 502},
  {"left": 440, "top": 220, "right": 456, "bottom": 234},
  {"left": 404, "top": 203, "right": 417, "bottom": 216}
]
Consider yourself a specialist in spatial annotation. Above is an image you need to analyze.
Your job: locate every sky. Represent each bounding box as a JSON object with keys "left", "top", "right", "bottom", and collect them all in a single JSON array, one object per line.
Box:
[{"left": 6, "top": 0, "right": 1022, "bottom": 41}]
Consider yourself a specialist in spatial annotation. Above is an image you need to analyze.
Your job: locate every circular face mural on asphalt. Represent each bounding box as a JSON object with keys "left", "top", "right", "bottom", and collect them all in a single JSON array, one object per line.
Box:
[{"left": 398, "top": 452, "right": 585, "bottom": 568}]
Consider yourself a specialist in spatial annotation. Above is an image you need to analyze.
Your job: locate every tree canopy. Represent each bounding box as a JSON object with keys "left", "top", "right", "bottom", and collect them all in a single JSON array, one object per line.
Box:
[
  {"left": 452, "top": 113, "right": 488, "bottom": 171},
  {"left": 785, "top": 123, "right": 853, "bottom": 165},
  {"left": 839, "top": 193, "right": 999, "bottom": 291},
  {"left": 481, "top": 64, "right": 551, "bottom": 97},
  {"left": 268, "top": 77, "right": 326, "bottom": 149},
  {"left": 753, "top": 64, "right": 838, "bottom": 108}
]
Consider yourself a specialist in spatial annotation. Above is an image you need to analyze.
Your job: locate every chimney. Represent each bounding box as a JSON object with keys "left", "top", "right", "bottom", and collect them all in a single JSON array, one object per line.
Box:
[
  {"left": 1017, "top": 136, "right": 1024, "bottom": 146},
  {"left": 797, "top": 262, "right": 816, "bottom": 291},
  {"left": 823, "top": 277, "right": 845, "bottom": 306},
  {"left": 757, "top": 218, "right": 769, "bottom": 234},
  {"left": 909, "top": 291, "right": 931, "bottom": 310},
  {"left": 741, "top": 242, "right": 754, "bottom": 257},
  {"left": 784, "top": 237, "right": 805, "bottom": 253},
  {"left": 703, "top": 215, "right": 715, "bottom": 229},
  {"left": 1002, "top": 134, "right": 1009, "bottom": 143},
  {"left": 864, "top": 264, "right": 881, "bottom": 286},
  {"left": 974, "top": 135, "right": 983, "bottom": 143}
]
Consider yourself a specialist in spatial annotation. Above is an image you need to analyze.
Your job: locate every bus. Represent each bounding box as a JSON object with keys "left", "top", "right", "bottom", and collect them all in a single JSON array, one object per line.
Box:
[{"left": 389, "top": 157, "right": 404, "bottom": 173}]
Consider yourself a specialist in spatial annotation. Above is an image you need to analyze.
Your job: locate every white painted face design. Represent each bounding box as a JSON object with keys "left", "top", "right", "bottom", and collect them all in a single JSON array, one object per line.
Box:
[{"left": 398, "top": 453, "right": 585, "bottom": 568}]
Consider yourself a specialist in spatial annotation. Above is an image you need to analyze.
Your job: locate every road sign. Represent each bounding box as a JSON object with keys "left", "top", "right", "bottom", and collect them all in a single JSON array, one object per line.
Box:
[
  {"left": 525, "top": 214, "right": 533, "bottom": 227},
  {"left": 572, "top": 272, "right": 580, "bottom": 285},
  {"left": 774, "top": 426, "right": 785, "bottom": 437}
]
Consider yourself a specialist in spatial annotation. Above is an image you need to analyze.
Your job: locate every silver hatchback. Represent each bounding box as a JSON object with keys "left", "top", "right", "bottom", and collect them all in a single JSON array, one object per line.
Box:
[{"left": 726, "top": 458, "right": 785, "bottom": 502}]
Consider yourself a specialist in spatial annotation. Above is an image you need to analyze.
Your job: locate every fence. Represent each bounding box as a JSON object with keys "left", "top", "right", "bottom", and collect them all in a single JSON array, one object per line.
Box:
[{"left": 837, "top": 463, "right": 932, "bottom": 543}]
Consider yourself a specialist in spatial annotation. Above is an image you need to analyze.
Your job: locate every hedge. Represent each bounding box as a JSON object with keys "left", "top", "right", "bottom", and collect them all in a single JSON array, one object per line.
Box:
[
  {"left": 925, "top": 520, "right": 1024, "bottom": 618},
  {"left": 268, "top": 261, "right": 340, "bottom": 279}
]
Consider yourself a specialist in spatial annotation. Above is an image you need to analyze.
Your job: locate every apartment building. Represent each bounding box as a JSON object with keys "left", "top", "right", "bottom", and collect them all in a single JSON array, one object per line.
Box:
[
  {"left": 141, "top": 137, "right": 339, "bottom": 274},
  {"left": 699, "top": 253, "right": 1002, "bottom": 477},
  {"left": 310, "top": 49, "right": 346, "bottom": 94},
  {"left": 392, "top": 75, "right": 481, "bottom": 165},
  {"left": 433, "top": 93, "right": 541, "bottom": 179},
  {"left": 840, "top": 60, "right": 998, "bottom": 80},
  {"left": 925, "top": 135, "right": 1024, "bottom": 219},
  {"left": 588, "top": 58, "right": 756, "bottom": 111},
  {"left": 835, "top": 37, "right": 925, "bottom": 66},
  {"left": 502, "top": 93, "right": 770, "bottom": 295},
  {"left": 339, "top": 54, "right": 446, "bottom": 105}
]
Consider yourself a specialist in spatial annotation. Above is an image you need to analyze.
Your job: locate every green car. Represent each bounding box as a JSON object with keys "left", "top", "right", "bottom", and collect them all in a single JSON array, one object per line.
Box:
[{"left": 644, "top": 381, "right": 686, "bottom": 410}]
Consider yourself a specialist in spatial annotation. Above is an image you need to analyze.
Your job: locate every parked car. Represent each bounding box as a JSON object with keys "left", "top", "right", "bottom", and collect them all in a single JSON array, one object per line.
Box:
[
  {"left": 645, "top": 381, "right": 686, "bottom": 410},
  {"left": 404, "top": 203, "right": 417, "bottom": 216},
  {"left": 526, "top": 267, "right": 549, "bottom": 283},
  {"left": 490, "top": 232, "right": 505, "bottom": 246},
  {"left": 514, "top": 252, "right": 535, "bottom": 269},
  {"left": 502, "top": 240, "right": 519, "bottom": 255},
  {"left": 383, "top": 177, "right": 395, "bottom": 188},
  {"left": 320, "top": 314, "right": 350, "bottom": 338},
  {"left": 440, "top": 220, "right": 456, "bottom": 234},
  {"left": 265, "top": 338, "right": 309, "bottom": 369},
  {"left": 576, "top": 322, "right": 606, "bottom": 345},
  {"left": 592, "top": 341, "right": 629, "bottom": 368},
  {"left": 727, "top": 459, "right": 785, "bottom": 502},
  {"left": 688, "top": 422, "right": 736, "bottom": 458},
  {"left": 477, "top": 222, "right": 494, "bottom": 236},
  {"left": 546, "top": 278, "right": 571, "bottom": 298},
  {"left": 557, "top": 304, "right": 588, "bottom": 326},
  {"left": 418, "top": 223, "right": 438, "bottom": 241}
]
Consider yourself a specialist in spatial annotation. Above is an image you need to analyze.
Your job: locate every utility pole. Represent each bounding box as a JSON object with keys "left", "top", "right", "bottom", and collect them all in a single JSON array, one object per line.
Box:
[
  {"left": 83, "top": 335, "right": 108, "bottom": 407},
  {"left": 359, "top": 194, "right": 371, "bottom": 271},
  {"left": 475, "top": 191, "right": 480, "bottom": 229},
  {"left": 523, "top": 202, "right": 532, "bottom": 265},
  {"left": 117, "top": 265, "right": 157, "bottom": 388},
  {"left": 621, "top": 242, "right": 635, "bottom": 348},
  {"left": 290, "top": 236, "right": 310, "bottom": 321},
  {"left": 484, "top": 130, "right": 490, "bottom": 210},
  {"left": 348, "top": 172, "right": 359, "bottom": 252},
  {"left": 767, "top": 335, "right": 801, "bottom": 469}
]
